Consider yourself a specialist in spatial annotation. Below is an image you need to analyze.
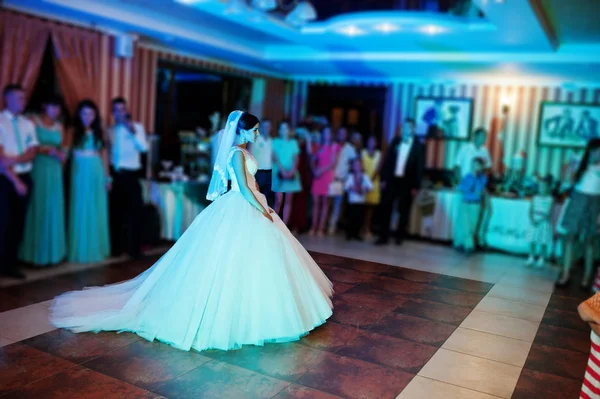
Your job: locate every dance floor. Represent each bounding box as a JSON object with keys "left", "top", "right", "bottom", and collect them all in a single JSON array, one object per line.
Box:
[{"left": 0, "top": 248, "right": 592, "bottom": 398}]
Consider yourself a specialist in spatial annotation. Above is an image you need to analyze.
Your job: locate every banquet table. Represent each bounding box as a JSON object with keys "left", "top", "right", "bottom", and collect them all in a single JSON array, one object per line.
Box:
[{"left": 141, "top": 180, "right": 210, "bottom": 241}]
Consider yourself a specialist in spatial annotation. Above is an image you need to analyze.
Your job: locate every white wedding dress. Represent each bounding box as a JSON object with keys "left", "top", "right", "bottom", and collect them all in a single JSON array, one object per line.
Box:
[{"left": 50, "top": 147, "right": 333, "bottom": 351}]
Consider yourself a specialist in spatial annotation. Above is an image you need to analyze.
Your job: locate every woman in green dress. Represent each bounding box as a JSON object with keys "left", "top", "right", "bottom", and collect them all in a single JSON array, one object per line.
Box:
[
  {"left": 67, "top": 99, "right": 111, "bottom": 263},
  {"left": 20, "top": 95, "right": 67, "bottom": 266}
]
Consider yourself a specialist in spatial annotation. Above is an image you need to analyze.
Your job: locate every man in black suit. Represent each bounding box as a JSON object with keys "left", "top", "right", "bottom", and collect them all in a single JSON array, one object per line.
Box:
[{"left": 375, "top": 118, "right": 425, "bottom": 246}]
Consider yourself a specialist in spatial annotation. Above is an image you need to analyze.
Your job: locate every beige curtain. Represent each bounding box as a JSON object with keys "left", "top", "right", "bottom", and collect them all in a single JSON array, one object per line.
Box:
[
  {"left": 0, "top": 10, "right": 50, "bottom": 101},
  {"left": 51, "top": 24, "right": 102, "bottom": 115}
]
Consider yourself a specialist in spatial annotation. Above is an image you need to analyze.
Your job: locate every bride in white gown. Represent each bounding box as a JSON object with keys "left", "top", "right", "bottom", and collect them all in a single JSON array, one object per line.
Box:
[{"left": 50, "top": 110, "right": 334, "bottom": 352}]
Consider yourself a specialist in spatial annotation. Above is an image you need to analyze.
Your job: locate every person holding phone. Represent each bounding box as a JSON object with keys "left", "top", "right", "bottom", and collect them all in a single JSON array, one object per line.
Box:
[{"left": 107, "top": 97, "right": 148, "bottom": 260}]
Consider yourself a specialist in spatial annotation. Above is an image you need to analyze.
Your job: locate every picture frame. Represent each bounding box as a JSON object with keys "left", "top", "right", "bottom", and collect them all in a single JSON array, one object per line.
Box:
[
  {"left": 414, "top": 97, "right": 474, "bottom": 140},
  {"left": 537, "top": 101, "right": 600, "bottom": 148}
]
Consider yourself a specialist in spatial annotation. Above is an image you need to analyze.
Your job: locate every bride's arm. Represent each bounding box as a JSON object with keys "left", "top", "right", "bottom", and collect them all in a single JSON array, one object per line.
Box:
[{"left": 231, "top": 151, "right": 270, "bottom": 217}]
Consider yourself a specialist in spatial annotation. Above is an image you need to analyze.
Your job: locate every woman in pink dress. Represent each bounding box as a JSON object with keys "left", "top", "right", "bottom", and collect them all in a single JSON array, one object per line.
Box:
[{"left": 310, "top": 126, "right": 339, "bottom": 236}]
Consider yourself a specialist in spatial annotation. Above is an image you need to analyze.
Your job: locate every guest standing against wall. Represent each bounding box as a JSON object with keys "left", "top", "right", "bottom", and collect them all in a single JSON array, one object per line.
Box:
[
  {"left": 0, "top": 84, "right": 39, "bottom": 278},
  {"left": 310, "top": 126, "right": 339, "bottom": 236},
  {"left": 361, "top": 135, "right": 382, "bottom": 239},
  {"left": 375, "top": 118, "right": 425, "bottom": 246},
  {"left": 248, "top": 118, "right": 273, "bottom": 207},
  {"left": 108, "top": 97, "right": 148, "bottom": 259},
  {"left": 454, "top": 127, "right": 492, "bottom": 181},
  {"left": 68, "top": 100, "right": 111, "bottom": 263},
  {"left": 328, "top": 127, "right": 358, "bottom": 235},
  {"left": 20, "top": 95, "right": 67, "bottom": 267},
  {"left": 272, "top": 120, "right": 301, "bottom": 225},
  {"left": 289, "top": 126, "right": 313, "bottom": 233}
]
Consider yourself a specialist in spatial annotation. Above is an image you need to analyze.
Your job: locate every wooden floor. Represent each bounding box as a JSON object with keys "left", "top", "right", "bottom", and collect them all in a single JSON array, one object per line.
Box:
[{"left": 0, "top": 246, "right": 591, "bottom": 399}]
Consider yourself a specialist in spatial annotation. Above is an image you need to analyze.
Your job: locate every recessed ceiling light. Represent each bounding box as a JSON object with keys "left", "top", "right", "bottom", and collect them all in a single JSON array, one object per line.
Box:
[
  {"left": 336, "top": 25, "right": 366, "bottom": 36},
  {"left": 374, "top": 23, "right": 399, "bottom": 33},
  {"left": 419, "top": 25, "right": 445, "bottom": 35}
]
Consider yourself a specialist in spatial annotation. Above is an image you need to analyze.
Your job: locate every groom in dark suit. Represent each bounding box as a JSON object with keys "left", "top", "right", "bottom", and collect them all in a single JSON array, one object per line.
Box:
[{"left": 375, "top": 118, "right": 426, "bottom": 246}]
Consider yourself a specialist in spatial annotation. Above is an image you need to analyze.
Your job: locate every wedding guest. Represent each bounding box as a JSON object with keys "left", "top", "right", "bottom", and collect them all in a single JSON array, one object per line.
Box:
[
  {"left": 375, "top": 119, "right": 425, "bottom": 245},
  {"left": 454, "top": 127, "right": 492, "bottom": 181},
  {"left": 361, "top": 135, "right": 382, "bottom": 239},
  {"left": 310, "top": 126, "right": 339, "bottom": 236},
  {"left": 557, "top": 138, "right": 600, "bottom": 289},
  {"left": 272, "top": 120, "right": 301, "bottom": 225},
  {"left": 0, "top": 84, "right": 38, "bottom": 278},
  {"left": 20, "top": 94, "right": 67, "bottom": 266},
  {"left": 67, "top": 100, "right": 110, "bottom": 263},
  {"left": 248, "top": 118, "right": 273, "bottom": 207},
  {"left": 525, "top": 175, "right": 554, "bottom": 269},
  {"left": 345, "top": 158, "right": 373, "bottom": 241},
  {"left": 454, "top": 157, "right": 487, "bottom": 255},
  {"left": 289, "top": 126, "right": 313, "bottom": 233},
  {"left": 328, "top": 127, "right": 358, "bottom": 235},
  {"left": 107, "top": 97, "right": 148, "bottom": 259}
]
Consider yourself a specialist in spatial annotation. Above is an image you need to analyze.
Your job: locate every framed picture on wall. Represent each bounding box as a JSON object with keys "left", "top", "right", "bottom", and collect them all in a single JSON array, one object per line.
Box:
[
  {"left": 414, "top": 97, "right": 474, "bottom": 140},
  {"left": 537, "top": 102, "right": 599, "bottom": 148}
]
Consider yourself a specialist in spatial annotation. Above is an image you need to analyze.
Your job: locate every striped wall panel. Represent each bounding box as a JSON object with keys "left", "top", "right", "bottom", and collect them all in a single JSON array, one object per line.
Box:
[{"left": 384, "top": 81, "right": 600, "bottom": 176}]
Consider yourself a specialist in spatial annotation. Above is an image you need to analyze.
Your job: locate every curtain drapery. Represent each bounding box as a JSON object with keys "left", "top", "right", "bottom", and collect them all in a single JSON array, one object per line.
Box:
[{"left": 0, "top": 10, "right": 50, "bottom": 101}]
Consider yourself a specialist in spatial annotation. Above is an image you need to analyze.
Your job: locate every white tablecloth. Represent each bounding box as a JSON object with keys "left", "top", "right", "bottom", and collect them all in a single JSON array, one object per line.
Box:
[{"left": 141, "top": 181, "right": 207, "bottom": 241}]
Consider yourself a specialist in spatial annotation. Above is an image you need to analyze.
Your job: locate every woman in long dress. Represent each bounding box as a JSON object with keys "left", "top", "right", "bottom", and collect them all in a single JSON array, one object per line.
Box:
[
  {"left": 50, "top": 110, "right": 333, "bottom": 352},
  {"left": 19, "top": 95, "right": 67, "bottom": 266},
  {"left": 67, "top": 100, "right": 111, "bottom": 263}
]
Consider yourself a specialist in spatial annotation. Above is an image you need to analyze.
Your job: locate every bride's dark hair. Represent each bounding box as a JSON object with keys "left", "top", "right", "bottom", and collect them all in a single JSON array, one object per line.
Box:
[{"left": 236, "top": 112, "right": 259, "bottom": 134}]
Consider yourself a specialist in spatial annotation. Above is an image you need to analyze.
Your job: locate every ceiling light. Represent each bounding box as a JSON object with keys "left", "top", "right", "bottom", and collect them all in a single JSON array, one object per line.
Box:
[
  {"left": 224, "top": 0, "right": 248, "bottom": 14},
  {"left": 374, "top": 23, "right": 399, "bottom": 33},
  {"left": 285, "top": 1, "right": 317, "bottom": 27},
  {"left": 419, "top": 25, "right": 445, "bottom": 35},
  {"left": 336, "top": 25, "right": 365, "bottom": 36},
  {"left": 251, "top": 0, "right": 277, "bottom": 11}
]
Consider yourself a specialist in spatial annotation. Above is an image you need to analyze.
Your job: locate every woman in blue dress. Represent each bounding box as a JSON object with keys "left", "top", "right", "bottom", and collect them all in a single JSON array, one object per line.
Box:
[
  {"left": 67, "top": 99, "right": 111, "bottom": 263},
  {"left": 20, "top": 95, "right": 67, "bottom": 266},
  {"left": 272, "top": 120, "right": 301, "bottom": 225}
]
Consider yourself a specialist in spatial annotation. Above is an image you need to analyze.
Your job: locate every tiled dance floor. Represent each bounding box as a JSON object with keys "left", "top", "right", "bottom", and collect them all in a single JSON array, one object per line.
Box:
[{"left": 0, "top": 249, "right": 592, "bottom": 398}]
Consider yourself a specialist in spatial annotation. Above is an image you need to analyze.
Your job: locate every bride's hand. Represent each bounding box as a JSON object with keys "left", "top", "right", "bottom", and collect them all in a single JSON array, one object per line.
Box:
[{"left": 263, "top": 210, "right": 274, "bottom": 222}]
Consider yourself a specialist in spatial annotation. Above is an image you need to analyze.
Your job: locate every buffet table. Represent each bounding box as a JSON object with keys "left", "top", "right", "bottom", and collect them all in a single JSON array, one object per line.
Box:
[{"left": 141, "top": 180, "right": 210, "bottom": 240}]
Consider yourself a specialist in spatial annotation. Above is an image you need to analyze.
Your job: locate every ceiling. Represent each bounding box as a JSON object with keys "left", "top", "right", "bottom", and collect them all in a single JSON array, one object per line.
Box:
[{"left": 4, "top": 0, "right": 600, "bottom": 83}]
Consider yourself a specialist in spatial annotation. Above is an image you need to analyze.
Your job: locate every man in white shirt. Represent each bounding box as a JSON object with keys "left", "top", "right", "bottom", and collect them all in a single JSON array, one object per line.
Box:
[
  {"left": 328, "top": 128, "right": 360, "bottom": 234},
  {"left": 376, "top": 118, "right": 425, "bottom": 245},
  {"left": 0, "top": 84, "right": 39, "bottom": 278},
  {"left": 248, "top": 118, "right": 273, "bottom": 207},
  {"left": 107, "top": 97, "right": 148, "bottom": 259},
  {"left": 454, "top": 127, "right": 492, "bottom": 181}
]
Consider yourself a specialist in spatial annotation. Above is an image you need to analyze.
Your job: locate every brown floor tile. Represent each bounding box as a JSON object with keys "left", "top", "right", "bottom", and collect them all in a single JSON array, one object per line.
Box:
[
  {"left": 310, "top": 252, "right": 351, "bottom": 268},
  {"left": 0, "top": 291, "right": 34, "bottom": 312},
  {"left": 297, "top": 352, "right": 413, "bottom": 399},
  {"left": 415, "top": 285, "right": 484, "bottom": 308},
  {"left": 393, "top": 298, "right": 471, "bottom": 326},
  {"left": 428, "top": 275, "right": 494, "bottom": 294},
  {"left": 83, "top": 339, "right": 212, "bottom": 390},
  {"left": 2, "top": 366, "right": 148, "bottom": 399},
  {"left": 547, "top": 294, "right": 581, "bottom": 313},
  {"left": 2, "top": 276, "right": 84, "bottom": 304},
  {"left": 320, "top": 265, "right": 375, "bottom": 284},
  {"left": 332, "top": 282, "right": 355, "bottom": 295},
  {"left": 358, "top": 276, "right": 426, "bottom": 295},
  {"left": 379, "top": 268, "right": 441, "bottom": 284},
  {"left": 22, "top": 329, "right": 141, "bottom": 364},
  {"left": 330, "top": 297, "right": 394, "bottom": 329},
  {"left": 542, "top": 307, "right": 590, "bottom": 332},
  {"left": 298, "top": 322, "right": 362, "bottom": 352},
  {"left": 512, "top": 369, "right": 582, "bottom": 399},
  {"left": 153, "top": 360, "right": 289, "bottom": 399},
  {"left": 337, "top": 330, "right": 437, "bottom": 373},
  {"left": 346, "top": 259, "right": 397, "bottom": 274},
  {"left": 524, "top": 343, "right": 588, "bottom": 381},
  {"left": 272, "top": 384, "right": 342, "bottom": 399},
  {"left": 339, "top": 285, "right": 406, "bottom": 312},
  {"left": 369, "top": 312, "right": 456, "bottom": 347},
  {"left": 0, "top": 344, "right": 77, "bottom": 395},
  {"left": 534, "top": 324, "right": 590, "bottom": 354},
  {"left": 205, "top": 342, "right": 327, "bottom": 382}
]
